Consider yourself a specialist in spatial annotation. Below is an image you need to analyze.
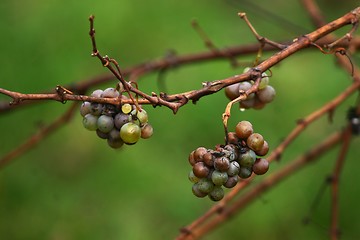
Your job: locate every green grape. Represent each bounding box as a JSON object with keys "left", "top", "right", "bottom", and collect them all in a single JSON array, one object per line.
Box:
[
  {"left": 257, "top": 85, "right": 276, "bottom": 103},
  {"left": 211, "top": 170, "right": 228, "bottom": 186},
  {"left": 114, "top": 112, "right": 131, "bottom": 129},
  {"left": 192, "top": 183, "right": 208, "bottom": 198},
  {"left": 80, "top": 102, "right": 91, "bottom": 117},
  {"left": 90, "top": 103, "right": 103, "bottom": 116},
  {"left": 223, "top": 144, "right": 238, "bottom": 161},
  {"left": 90, "top": 89, "right": 103, "bottom": 98},
  {"left": 227, "top": 161, "right": 240, "bottom": 177},
  {"left": 121, "top": 104, "right": 133, "bottom": 114},
  {"left": 214, "top": 157, "right": 230, "bottom": 172},
  {"left": 193, "top": 162, "right": 210, "bottom": 178},
  {"left": 253, "top": 158, "right": 270, "bottom": 175},
  {"left": 197, "top": 178, "right": 215, "bottom": 194},
  {"left": 140, "top": 123, "right": 153, "bottom": 139},
  {"left": 238, "top": 149, "right": 256, "bottom": 167},
  {"left": 101, "top": 87, "right": 120, "bottom": 98},
  {"left": 224, "top": 175, "right": 239, "bottom": 188},
  {"left": 243, "top": 67, "right": 251, "bottom": 73},
  {"left": 97, "top": 115, "right": 114, "bottom": 133},
  {"left": 235, "top": 121, "right": 254, "bottom": 139},
  {"left": 82, "top": 114, "right": 98, "bottom": 131},
  {"left": 238, "top": 166, "right": 252, "bottom": 179},
  {"left": 247, "top": 133, "right": 265, "bottom": 152},
  {"left": 225, "top": 83, "right": 240, "bottom": 100},
  {"left": 134, "top": 109, "right": 149, "bottom": 125},
  {"left": 188, "top": 170, "right": 200, "bottom": 183},
  {"left": 120, "top": 122, "right": 141, "bottom": 144},
  {"left": 208, "top": 186, "right": 224, "bottom": 201},
  {"left": 259, "top": 72, "right": 269, "bottom": 89},
  {"left": 256, "top": 140, "right": 269, "bottom": 156}
]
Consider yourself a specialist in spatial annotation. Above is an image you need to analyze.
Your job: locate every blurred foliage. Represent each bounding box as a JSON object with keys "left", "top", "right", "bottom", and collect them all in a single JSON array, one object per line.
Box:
[{"left": 0, "top": 0, "right": 360, "bottom": 239}]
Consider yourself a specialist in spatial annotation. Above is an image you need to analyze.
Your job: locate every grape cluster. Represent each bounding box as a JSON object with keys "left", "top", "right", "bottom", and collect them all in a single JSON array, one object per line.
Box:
[
  {"left": 225, "top": 68, "right": 276, "bottom": 110},
  {"left": 80, "top": 88, "right": 153, "bottom": 149},
  {"left": 188, "top": 121, "right": 269, "bottom": 201}
]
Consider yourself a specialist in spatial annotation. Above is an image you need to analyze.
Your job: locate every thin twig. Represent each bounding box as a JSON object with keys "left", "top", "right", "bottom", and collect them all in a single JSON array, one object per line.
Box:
[{"left": 330, "top": 125, "right": 352, "bottom": 240}]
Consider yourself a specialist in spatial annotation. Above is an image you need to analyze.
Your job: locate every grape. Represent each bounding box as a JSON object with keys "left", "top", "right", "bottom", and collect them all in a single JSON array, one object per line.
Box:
[
  {"left": 224, "top": 146, "right": 237, "bottom": 161},
  {"left": 225, "top": 83, "right": 240, "bottom": 100},
  {"left": 96, "top": 129, "right": 109, "bottom": 139},
  {"left": 238, "top": 149, "right": 256, "bottom": 167},
  {"left": 192, "top": 162, "right": 210, "bottom": 178},
  {"left": 194, "top": 147, "right": 207, "bottom": 162},
  {"left": 120, "top": 122, "right": 141, "bottom": 144},
  {"left": 101, "top": 87, "right": 120, "bottom": 98},
  {"left": 211, "top": 170, "right": 228, "bottom": 186},
  {"left": 188, "top": 170, "right": 200, "bottom": 183},
  {"left": 224, "top": 175, "right": 239, "bottom": 188},
  {"left": 259, "top": 72, "right": 269, "bottom": 89},
  {"left": 90, "top": 89, "right": 103, "bottom": 98},
  {"left": 240, "top": 98, "right": 255, "bottom": 109},
  {"left": 90, "top": 103, "right": 103, "bottom": 116},
  {"left": 243, "top": 67, "right": 251, "bottom": 73},
  {"left": 97, "top": 115, "right": 114, "bottom": 133},
  {"left": 252, "top": 97, "right": 266, "bottom": 110},
  {"left": 235, "top": 121, "right": 253, "bottom": 139},
  {"left": 102, "top": 104, "right": 117, "bottom": 116},
  {"left": 247, "top": 133, "right": 264, "bottom": 152},
  {"left": 253, "top": 158, "right": 269, "bottom": 175},
  {"left": 192, "top": 183, "right": 208, "bottom": 198},
  {"left": 226, "top": 132, "right": 239, "bottom": 145},
  {"left": 114, "top": 112, "right": 131, "bottom": 129},
  {"left": 140, "top": 123, "right": 153, "bottom": 139},
  {"left": 208, "top": 186, "right": 224, "bottom": 201},
  {"left": 188, "top": 150, "right": 196, "bottom": 166},
  {"left": 227, "top": 161, "right": 240, "bottom": 177},
  {"left": 197, "top": 178, "right": 215, "bottom": 193},
  {"left": 80, "top": 101, "right": 91, "bottom": 117},
  {"left": 107, "top": 128, "right": 123, "bottom": 149},
  {"left": 238, "top": 81, "right": 253, "bottom": 96},
  {"left": 238, "top": 166, "right": 252, "bottom": 179},
  {"left": 132, "top": 109, "right": 148, "bottom": 125},
  {"left": 203, "top": 152, "right": 214, "bottom": 167},
  {"left": 257, "top": 85, "right": 276, "bottom": 103},
  {"left": 214, "top": 157, "right": 230, "bottom": 172},
  {"left": 82, "top": 114, "right": 98, "bottom": 131},
  {"left": 256, "top": 140, "right": 269, "bottom": 156},
  {"left": 121, "top": 103, "right": 132, "bottom": 114}
]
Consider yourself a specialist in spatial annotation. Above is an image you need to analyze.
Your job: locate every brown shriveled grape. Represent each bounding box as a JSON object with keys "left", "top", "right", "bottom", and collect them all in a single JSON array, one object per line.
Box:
[
  {"left": 235, "top": 121, "right": 254, "bottom": 139},
  {"left": 247, "top": 133, "right": 265, "bottom": 152},
  {"left": 256, "top": 140, "right": 269, "bottom": 156},
  {"left": 194, "top": 147, "right": 207, "bottom": 162},
  {"left": 193, "top": 162, "right": 210, "bottom": 178}
]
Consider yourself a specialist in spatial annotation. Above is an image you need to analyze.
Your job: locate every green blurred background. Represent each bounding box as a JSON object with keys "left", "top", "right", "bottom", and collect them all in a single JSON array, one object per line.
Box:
[{"left": 0, "top": 0, "right": 359, "bottom": 239}]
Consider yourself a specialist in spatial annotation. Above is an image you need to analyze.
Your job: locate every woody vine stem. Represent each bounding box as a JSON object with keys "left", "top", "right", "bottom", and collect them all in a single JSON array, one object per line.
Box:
[{"left": 0, "top": 3, "right": 360, "bottom": 240}]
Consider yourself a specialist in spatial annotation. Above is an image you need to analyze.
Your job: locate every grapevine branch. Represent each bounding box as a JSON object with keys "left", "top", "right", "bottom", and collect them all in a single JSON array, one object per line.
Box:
[{"left": 0, "top": 7, "right": 359, "bottom": 113}]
